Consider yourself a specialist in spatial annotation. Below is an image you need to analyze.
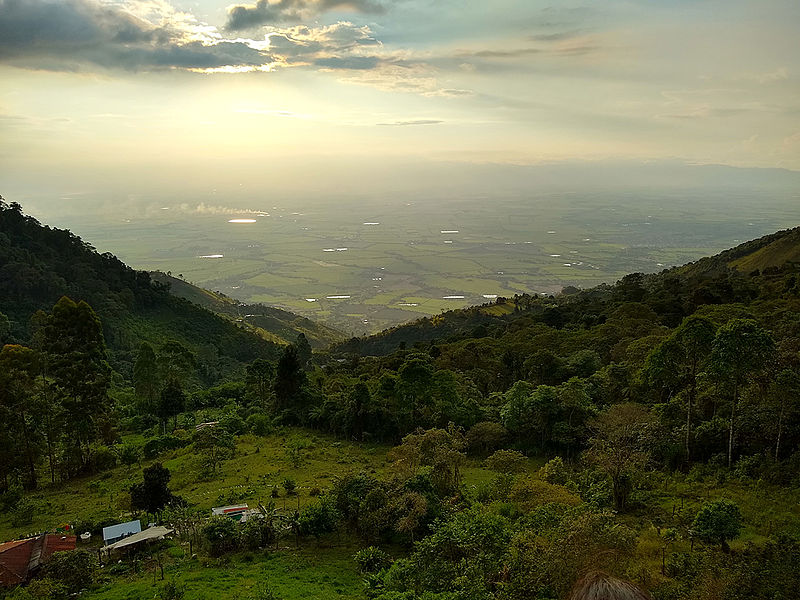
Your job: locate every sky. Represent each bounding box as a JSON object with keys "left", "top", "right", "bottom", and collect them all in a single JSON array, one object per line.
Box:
[{"left": 1, "top": 0, "right": 799, "bottom": 208}]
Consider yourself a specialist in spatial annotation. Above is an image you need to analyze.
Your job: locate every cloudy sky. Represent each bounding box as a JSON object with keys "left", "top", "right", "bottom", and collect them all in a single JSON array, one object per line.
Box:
[{"left": 1, "top": 0, "right": 798, "bottom": 204}]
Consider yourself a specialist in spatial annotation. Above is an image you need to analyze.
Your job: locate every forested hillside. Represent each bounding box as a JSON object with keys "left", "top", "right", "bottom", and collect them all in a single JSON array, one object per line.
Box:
[
  {"left": 0, "top": 198, "right": 282, "bottom": 381},
  {"left": 335, "top": 225, "right": 800, "bottom": 357},
  {"left": 149, "top": 272, "right": 344, "bottom": 349},
  {"left": 1, "top": 203, "right": 799, "bottom": 600}
]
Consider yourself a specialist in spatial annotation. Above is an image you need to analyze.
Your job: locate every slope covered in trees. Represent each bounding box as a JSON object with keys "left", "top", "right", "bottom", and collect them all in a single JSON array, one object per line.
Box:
[
  {"left": 334, "top": 225, "right": 800, "bottom": 357},
  {"left": 0, "top": 198, "right": 280, "bottom": 379},
  {"left": 149, "top": 272, "right": 344, "bottom": 349}
]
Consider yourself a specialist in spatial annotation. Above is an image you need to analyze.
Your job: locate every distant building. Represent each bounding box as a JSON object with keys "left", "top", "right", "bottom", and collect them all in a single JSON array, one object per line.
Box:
[
  {"left": 102, "top": 520, "right": 142, "bottom": 545},
  {"left": 211, "top": 504, "right": 250, "bottom": 521},
  {"left": 195, "top": 421, "right": 219, "bottom": 431},
  {"left": 101, "top": 526, "right": 173, "bottom": 556},
  {"left": 0, "top": 534, "right": 77, "bottom": 588}
]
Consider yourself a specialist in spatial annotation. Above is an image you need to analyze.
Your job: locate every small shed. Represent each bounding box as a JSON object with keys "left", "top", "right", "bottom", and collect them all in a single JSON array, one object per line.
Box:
[
  {"left": 102, "top": 526, "right": 173, "bottom": 555},
  {"left": 102, "top": 520, "right": 142, "bottom": 545}
]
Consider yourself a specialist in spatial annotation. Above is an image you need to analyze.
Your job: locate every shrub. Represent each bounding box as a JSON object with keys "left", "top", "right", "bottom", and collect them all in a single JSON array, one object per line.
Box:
[
  {"left": 510, "top": 477, "right": 581, "bottom": 511},
  {"left": 45, "top": 550, "right": 97, "bottom": 594},
  {"left": 157, "top": 580, "right": 185, "bottom": 600},
  {"left": 354, "top": 546, "right": 391, "bottom": 573},
  {"left": 299, "top": 497, "right": 341, "bottom": 540},
  {"left": 202, "top": 516, "right": 240, "bottom": 556},
  {"left": 92, "top": 446, "right": 117, "bottom": 472},
  {"left": 0, "top": 485, "right": 23, "bottom": 512},
  {"left": 309, "top": 487, "right": 321, "bottom": 497},
  {"left": 692, "top": 499, "right": 744, "bottom": 551},
  {"left": 271, "top": 487, "right": 280, "bottom": 498},
  {"left": 485, "top": 449, "right": 527, "bottom": 474},
  {"left": 539, "top": 456, "right": 569, "bottom": 485},
  {"left": 240, "top": 517, "right": 276, "bottom": 550},
  {"left": 248, "top": 582, "right": 279, "bottom": 600},
  {"left": 11, "top": 497, "right": 35, "bottom": 527},
  {"left": 117, "top": 443, "right": 141, "bottom": 468},
  {"left": 247, "top": 414, "right": 273, "bottom": 436},
  {"left": 282, "top": 478, "right": 296, "bottom": 496}
]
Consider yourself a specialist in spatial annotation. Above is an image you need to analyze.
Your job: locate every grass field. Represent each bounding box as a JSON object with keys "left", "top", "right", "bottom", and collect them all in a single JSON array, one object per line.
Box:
[
  {"left": 44, "top": 189, "right": 799, "bottom": 335},
  {"left": 3, "top": 427, "right": 799, "bottom": 599}
]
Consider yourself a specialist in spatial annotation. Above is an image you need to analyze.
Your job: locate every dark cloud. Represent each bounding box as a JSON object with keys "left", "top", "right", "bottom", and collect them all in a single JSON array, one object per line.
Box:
[
  {"left": 0, "top": 0, "right": 269, "bottom": 71},
  {"left": 226, "top": 0, "right": 387, "bottom": 31}
]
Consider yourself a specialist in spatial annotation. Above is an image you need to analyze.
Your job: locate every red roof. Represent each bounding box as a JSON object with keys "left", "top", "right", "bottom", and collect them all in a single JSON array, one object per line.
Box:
[
  {"left": 41, "top": 535, "right": 76, "bottom": 561},
  {"left": 0, "top": 535, "right": 77, "bottom": 588},
  {"left": 0, "top": 539, "right": 34, "bottom": 587}
]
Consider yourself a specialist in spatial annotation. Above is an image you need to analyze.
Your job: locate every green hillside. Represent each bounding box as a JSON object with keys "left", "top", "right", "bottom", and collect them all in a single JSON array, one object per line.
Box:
[
  {"left": 0, "top": 199, "right": 279, "bottom": 380},
  {"left": 149, "top": 272, "right": 345, "bottom": 349},
  {"left": 336, "top": 225, "right": 800, "bottom": 356}
]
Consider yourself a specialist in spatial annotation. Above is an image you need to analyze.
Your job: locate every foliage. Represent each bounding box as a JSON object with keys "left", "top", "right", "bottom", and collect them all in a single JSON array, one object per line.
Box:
[
  {"left": 44, "top": 550, "right": 97, "bottom": 594},
  {"left": 130, "top": 462, "right": 175, "bottom": 513},
  {"left": 202, "top": 516, "right": 240, "bottom": 556},
  {"left": 484, "top": 449, "right": 527, "bottom": 474},
  {"left": 692, "top": 499, "right": 744, "bottom": 550},
  {"left": 354, "top": 546, "right": 391, "bottom": 573}
]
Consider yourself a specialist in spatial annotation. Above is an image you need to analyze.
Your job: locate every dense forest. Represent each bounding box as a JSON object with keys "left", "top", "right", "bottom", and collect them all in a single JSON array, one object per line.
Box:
[{"left": 1, "top": 199, "right": 799, "bottom": 600}]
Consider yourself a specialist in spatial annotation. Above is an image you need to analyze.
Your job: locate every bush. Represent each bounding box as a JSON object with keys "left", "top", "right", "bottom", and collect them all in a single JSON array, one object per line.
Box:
[
  {"left": 45, "top": 550, "right": 97, "bottom": 594},
  {"left": 92, "top": 446, "right": 117, "bottom": 472},
  {"left": 202, "top": 516, "right": 240, "bottom": 556},
  {"left": 309, "top": 487, "right": 321, "bottom": 497},
  {"left": 539, "top": 456, "right": 568, "bottom": 485},
  {"left": 248, "top": 582, "right": 279, "bottom": 600},
  {"left": 271, "top": 487, "right": 280, "bottom": 498},
  {"left": 157, "top": 580, "right": 185, "bottom": 600},
  {"left": 692, "top": 499, "right": 744, "bottom": 551},
  {"left": 240, "top": 516, "right": 276, "bottom": 550},
  {"left": 485, "top": 449, "right": 527, "bottom": 474},
  {"left": 299, "top": 497, "right": 341, "bottom": 540},
  {"left": 354, "top": 546, "right": 391, "bottom": 573},
  {"left": 117, "top": 443, "right": 141, "bottom": 468},
  {"left": 509, "top": 477, "right": 581, "bottom": 511},
  {"left": 23, "top": 578, "right": 67, "bottom": 599},
  {"left": 143, "top": 435, "right": 187, "bottom": 459},
  {"left": 11, "top": 497, "right": 35, "bottom": 527},
  {"left": 0, "top": 485, "right": 23, "bottom": 512},
  {"left": 282, "top": 478, "right": 296, "bottom": 496},
  {"left": 247, "top": 414, "right": 273, "bottom": 436}
]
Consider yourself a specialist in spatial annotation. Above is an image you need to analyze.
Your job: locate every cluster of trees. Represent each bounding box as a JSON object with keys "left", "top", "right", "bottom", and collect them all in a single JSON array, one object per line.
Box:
[{"left": 0, "top": 297, "right": 111, "bottom": 489}]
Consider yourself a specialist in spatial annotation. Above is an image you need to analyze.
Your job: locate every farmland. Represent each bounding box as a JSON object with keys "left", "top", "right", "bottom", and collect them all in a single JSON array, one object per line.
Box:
[{"left": 36, "top": 188, "right": 800, "bottom": 334}]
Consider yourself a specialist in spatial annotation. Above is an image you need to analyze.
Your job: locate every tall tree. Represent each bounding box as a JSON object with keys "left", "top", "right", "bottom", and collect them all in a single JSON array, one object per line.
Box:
[
  {"left": 643, "top": 315, "right": 716, "bottom": 461},
  {"left": 38, "top": 297, "right": 110, "bottom": 473},
  {"left": 295, "top": 333, "right": 312, "bottom": 370},
  {"left": 245, "top": 358, "right": 275, "bottom": 408},
  {"left": 157, "top": 379, "right": 186, "bottom": 433},
  {"left": 0, "top": 345, "right": 42, "bottom": 489},
  {"left": 274, "top": 344, "right": 304, "bottom": 414},
  {"left": 585, "top": 403, "right": 654, "bottom": 512},
  {"left": 710, "top": 319, "right": 774, "bottom": 468},
  {"left": 133, "top": 342, "right": 160, "bottom": 417}
]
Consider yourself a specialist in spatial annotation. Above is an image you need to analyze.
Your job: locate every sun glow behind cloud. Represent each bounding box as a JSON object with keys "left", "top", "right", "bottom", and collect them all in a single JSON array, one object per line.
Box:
[{"left": 0, "top": 0, "right": 798, "bottom": 204}]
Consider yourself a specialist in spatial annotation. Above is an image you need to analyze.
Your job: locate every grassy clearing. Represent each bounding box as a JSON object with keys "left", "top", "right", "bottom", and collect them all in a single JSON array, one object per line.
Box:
[{"left": 85, "top": 543, "right": 366, "bottom": 600}]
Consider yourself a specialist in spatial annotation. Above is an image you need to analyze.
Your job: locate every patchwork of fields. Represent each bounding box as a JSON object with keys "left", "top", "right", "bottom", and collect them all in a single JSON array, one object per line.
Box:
[{"left": 48, "top": 190, "right": 799, "bottom": 334}]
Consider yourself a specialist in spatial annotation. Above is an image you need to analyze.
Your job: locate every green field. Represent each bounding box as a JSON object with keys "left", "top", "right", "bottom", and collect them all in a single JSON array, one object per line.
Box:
[
  {"left": 44, "top": 190, "right": 799, "bottom": 334},
  {"left": 4, "top": 427, "right": 798, "bottom": 600}
]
